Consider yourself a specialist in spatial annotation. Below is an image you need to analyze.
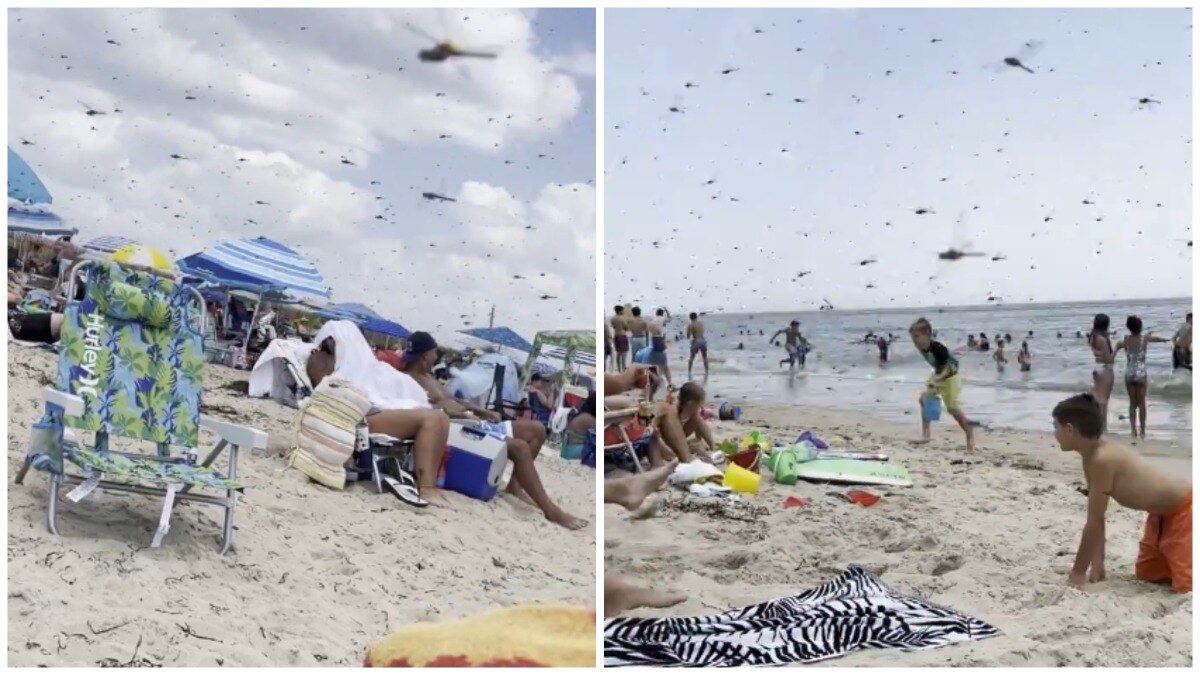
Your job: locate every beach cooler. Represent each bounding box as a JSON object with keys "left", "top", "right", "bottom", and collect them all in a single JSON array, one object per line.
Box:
[{"left": 442, "top": 423, "right": 507, "bottom": 501}]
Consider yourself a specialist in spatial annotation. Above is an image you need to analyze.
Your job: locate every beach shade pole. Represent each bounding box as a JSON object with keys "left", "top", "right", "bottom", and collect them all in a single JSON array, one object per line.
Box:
[{"left": 243, "top": 291, "right": 264, "bottom": 352}]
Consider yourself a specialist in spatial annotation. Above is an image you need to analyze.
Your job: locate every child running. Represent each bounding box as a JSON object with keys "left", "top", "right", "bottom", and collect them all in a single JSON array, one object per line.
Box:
[
  {"left": 1052, "top": 393, "right": 1191, "bottom": 592},
  {"left": 910, "top": 317, "right": 975, "bottom": 450},
  {"left": 1112, "top": 315, "right": 1171, "bottom": 440}
]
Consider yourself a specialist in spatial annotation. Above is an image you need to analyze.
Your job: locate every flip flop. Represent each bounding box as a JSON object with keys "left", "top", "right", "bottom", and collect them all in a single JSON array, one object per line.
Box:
[{"left": 382, "top": 475, "right": 429, "bottom": 508}]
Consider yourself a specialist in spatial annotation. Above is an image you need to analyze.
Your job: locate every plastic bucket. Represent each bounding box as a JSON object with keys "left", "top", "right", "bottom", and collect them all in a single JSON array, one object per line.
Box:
[
  {"left": 923, "top": 395, "right": 943, "bottom": 422},
  {"left": 729, "top": 448, "right": 761, "bottom": 471},
  {"left": 723, "top": 463, "right": 761, "bottom": 494},
  {"left": 718, "top": 402, "right": 742, "bottom": 421}
]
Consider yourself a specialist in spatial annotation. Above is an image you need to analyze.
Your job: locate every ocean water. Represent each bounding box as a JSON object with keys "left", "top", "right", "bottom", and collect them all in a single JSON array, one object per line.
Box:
[{"left": 654, "top": 298, "right": 1193, "bottom": 443}]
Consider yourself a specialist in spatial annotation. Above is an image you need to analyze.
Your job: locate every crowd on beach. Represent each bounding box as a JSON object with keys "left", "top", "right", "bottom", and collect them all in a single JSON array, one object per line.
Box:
[{"left": 601, "top": 300, "right": 1192, "bottom": 632}]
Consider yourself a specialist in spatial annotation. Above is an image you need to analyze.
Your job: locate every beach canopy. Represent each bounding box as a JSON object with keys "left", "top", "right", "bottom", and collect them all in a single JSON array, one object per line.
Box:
[
  {"left": 460, "top": 326, "right": 534, "bottom": 353},
  {"left": 8, "top": 205, "right": 75, "bottom": 237},
  {"left": 177, "top": 236, "right": 330, "bottom": 303},
  {"left": 8, "top": 148, "right": 53, "bottom": 204},
  {"left": 328, "top": 302, "right": 382, "bottom": 320},
  {"left": 83, "top": 234, "right": 138, "bottom": 254},
  {"left": 361, "top": 317, "right": 411, "bottom": 339},
  {"left": 521, "top": 329, "right": 597, "bottom": 393}
]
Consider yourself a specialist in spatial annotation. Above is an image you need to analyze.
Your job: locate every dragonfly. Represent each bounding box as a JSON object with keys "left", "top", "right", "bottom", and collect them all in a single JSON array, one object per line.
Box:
[
  {"left": 993, "top": 40, "right": 1043, "bottom": 74},
  {"left": 407, "top": 23, "right": 498, "bottom": 62}
]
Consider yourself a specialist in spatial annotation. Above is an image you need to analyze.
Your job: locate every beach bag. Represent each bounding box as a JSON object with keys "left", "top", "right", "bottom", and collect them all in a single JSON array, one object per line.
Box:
[{"left": 289, "top": 378, "right": 373, "bottom": 489}]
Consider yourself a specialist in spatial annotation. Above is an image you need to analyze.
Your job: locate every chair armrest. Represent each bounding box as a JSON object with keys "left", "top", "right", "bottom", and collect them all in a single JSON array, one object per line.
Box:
[
  {"left": 368, "top": 433, "right": 410, "bottom": 447},
  {"left": 200, "top": 415, "right": 268, "bottom": 449},
  {"left": 43, "top": 387, "right": 85, "bottom": 417}
]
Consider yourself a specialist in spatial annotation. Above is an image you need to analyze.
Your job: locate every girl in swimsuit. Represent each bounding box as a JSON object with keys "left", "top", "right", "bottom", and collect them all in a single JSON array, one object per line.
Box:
[
  {"left": 1113, "top": 315, "right": 1171, "bottom": 440},
  {"left": 1088, "top": 313, "right": 1115, "bottom": 433}
]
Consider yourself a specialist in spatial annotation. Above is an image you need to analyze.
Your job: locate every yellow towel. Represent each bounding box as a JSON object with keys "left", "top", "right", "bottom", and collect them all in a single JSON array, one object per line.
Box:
[{"left": 364, "top": 605, "right": 596, "bottom": 667}]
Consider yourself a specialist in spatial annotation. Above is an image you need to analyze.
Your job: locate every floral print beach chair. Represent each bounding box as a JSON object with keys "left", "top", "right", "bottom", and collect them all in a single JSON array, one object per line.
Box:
[{"left": 15, "top": 261, "right": 267, "bottom": 554}]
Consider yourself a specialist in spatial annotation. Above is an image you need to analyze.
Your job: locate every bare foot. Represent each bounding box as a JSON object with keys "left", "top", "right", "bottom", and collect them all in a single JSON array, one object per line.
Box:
[
  {"left": 965, "top": 429, "right": 976, "bottom": 451},
  {"left": 547, "top": 508, "right": 589, "bottom": 531},
  {"left": 605, "top": 574, "right": 687, "bottom": 617},
  {"left": 629, "top": 495, "right": 663, "bottom": 520},
  {"left": 612, "top": 460, "right": 678, "bottom": 512},
  {"left": 421, "top": 487, "right": 453, "bottom": 508}
]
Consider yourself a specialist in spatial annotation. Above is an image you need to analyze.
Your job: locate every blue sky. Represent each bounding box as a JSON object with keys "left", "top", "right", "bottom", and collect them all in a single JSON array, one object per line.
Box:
[
  {"left": 604, "top": 8, "right": 1192, "bottom": 314},
  {"left": 9, "top": 8, "right": 596, "bottom": 334}
]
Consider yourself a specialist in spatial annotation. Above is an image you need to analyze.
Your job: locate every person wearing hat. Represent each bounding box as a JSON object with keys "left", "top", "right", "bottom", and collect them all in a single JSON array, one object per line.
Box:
[{"left": 401, "top": 332, "right": 587, "bottom": 530}]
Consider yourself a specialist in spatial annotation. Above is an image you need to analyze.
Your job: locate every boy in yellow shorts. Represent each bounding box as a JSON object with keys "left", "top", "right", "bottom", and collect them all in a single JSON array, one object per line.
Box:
[{"left": 910, "top": 318, "right": 975, "bottom": 451}]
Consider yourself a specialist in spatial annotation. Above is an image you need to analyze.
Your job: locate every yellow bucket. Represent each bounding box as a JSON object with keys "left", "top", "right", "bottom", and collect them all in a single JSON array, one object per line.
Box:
[{"left": 723, "top": 463, "right": 761, "bottom": 494}]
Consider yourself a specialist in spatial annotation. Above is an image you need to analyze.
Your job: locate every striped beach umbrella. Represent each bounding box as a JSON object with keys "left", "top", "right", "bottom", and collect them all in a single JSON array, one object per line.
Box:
[
  {"left": 83, "top": 234, "right": 138, "bottom": 254},
  {"left": 177, "top": 236, "right": 330, "bottom": 303},
  {"left": 110, "top": 244, "right": 176, "bottom": 271}
]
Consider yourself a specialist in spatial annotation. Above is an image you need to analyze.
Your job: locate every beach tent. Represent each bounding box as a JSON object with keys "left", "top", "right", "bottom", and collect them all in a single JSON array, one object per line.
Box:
[
  {"left": 82, "top": 234, "right": 138, "bottom": 254},
  {"left": 8, "top": 147, "right": 53, "bottom": 204},
  {"left": 177, "top": 236, "right": 331, "bottom": 304},
  {"left": 361, "top": 317, "right": 410, "bottom": 340},
  {"left": 328, "top": 302, "right": 382, "bottom": 320},
  {"left": 521, "top": 330, "right": 596, "bottom": 404},
  {"left": 460, "top": 326, "right": 534, "bottom": 353},
  {"left": 448, "top": 352, "right": 521, "bottom": 405},
  {"left": 7, "top": 206, "right": 74, "bottom": 237}
]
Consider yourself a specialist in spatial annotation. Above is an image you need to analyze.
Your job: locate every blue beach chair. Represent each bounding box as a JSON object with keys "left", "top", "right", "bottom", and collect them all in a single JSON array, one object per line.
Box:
[{"left": 14, "top": 261, "right": 267, "bottom": 554}]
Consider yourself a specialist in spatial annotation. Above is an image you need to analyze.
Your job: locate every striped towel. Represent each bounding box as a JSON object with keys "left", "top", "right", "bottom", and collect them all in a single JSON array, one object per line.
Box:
[
  {"left": 365, "top": 605, "right": 596, "bottom": 667},
  {"left": 289, "top": 378, "right": 372, "bottom": 489}
]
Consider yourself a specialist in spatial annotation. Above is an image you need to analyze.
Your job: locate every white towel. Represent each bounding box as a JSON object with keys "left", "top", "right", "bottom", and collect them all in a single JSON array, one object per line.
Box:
[{"left": 312, "top": 320, "right": 430, "bottom": 411}]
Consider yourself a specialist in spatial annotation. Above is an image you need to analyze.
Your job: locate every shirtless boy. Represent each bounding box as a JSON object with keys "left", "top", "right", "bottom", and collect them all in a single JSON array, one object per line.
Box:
[
  {"left": 611, "top": 305, "right": 630, "bottom": 372},
  {"left": 401, "top": 331, "right": 587, "bottom": 530},
  {"left": 628, "top": 307, "right": 649, "bottom": 358},
  {"left": 1053, "top": 393, "right": 1191, "bottom": 593},
  {"left": 647, "top": 308, "right": 672, "bottom": 388},
  {"left": 686, "top": 312, "right": 709, "bottom": 380},
  {"left": 769, "top": 320, "right": 808, "bottom": 370}
]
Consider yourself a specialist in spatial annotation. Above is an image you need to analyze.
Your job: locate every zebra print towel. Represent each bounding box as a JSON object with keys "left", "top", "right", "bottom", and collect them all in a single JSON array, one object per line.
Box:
[{"left": 604, "top": 566, "right": 999, "bottom": 667}]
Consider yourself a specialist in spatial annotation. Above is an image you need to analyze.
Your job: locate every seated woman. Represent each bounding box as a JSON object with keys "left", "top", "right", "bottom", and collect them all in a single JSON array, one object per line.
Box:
[
  {"left": 306, "top": 325, "right": 453, "bottom": 507},
  {"left": 526, "top": 373, "right": 555, "bottom": 424},
  {"left": 8, "top": 280, "right": 64, "bottom": 344},
  {"left": 563, "top": 390, "right": 596, "bottom": 460}
]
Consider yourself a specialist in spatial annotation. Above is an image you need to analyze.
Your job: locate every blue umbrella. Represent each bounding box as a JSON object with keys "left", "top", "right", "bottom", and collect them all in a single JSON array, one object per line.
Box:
[
  {"left": 177, "top": 236, "right": 330, "bottom": 303},
  {"left": 361, "top": 317, "right": 410, "bottom": 339},
  {"left": 8, "top": 206, "right": 74, "bottom": 237},
  {"left": 8, "top": 148, "right": 53, "bottom": 204},
  {"left": 460, "top": 326, "right": 534, "bottom": 353}
]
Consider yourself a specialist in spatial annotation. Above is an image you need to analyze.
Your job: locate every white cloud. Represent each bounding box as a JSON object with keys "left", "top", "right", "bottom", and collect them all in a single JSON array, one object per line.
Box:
[{"left": 8, "top": 8, "right": 595, "bottom": 335}]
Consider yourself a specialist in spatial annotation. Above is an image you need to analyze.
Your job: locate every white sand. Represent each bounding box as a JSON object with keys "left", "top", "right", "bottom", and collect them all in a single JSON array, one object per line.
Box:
[
  {"left": 8, "top": 347, "right": 596, "bottom": 667},
  {"left": 604, "top": 403, "right": 1192, "bottom": 667}
]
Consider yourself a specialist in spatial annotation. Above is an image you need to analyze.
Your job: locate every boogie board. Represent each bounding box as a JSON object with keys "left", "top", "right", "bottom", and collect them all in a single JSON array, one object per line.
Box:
[{"left": 793, "top": 458, "right": 912, "bottom": 487}]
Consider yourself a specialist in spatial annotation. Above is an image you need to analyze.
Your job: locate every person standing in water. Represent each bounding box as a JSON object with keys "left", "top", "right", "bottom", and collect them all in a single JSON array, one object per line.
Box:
[
  {"left": 876, "top": 334, "right": 890, "bottom": 365},
  {"left": 770, "top": 320, "right": 807, "bottom": 370},
  {"left": 647, "top": 308, "right": 672, "bottom": 389},
  {"left": 628, "top": 306, "right": 649, "bottom": 359},
  {"left": 1018, "top": 341, "right": 1032, "bottom": 372},
  {"left": 1113, "top": 315, "right": 1172, "bottom": 440},
  {"left": 993, "top": 339, "right": 1008, "bottom": 374},
  {"left": 1089, "top": 313, "right": 1116, "bottom": 434},
  {"left": 1172, "top": 313, "right": 1192, "bottom": 372},
  {"left": 611, "top": 305, "right": 631, "bottom": 372},
  {"left": 686, "top": 311, "right": 709, "bottom": 380}
]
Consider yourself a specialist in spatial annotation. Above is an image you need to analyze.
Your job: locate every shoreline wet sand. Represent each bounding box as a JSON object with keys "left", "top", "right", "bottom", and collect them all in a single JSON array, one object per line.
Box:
[
  {"left": 604, "top": 401, "right": 1191, "bottom": 667},
  {"left": 8, "top": 347, "right": 596, "bottom": 667}
]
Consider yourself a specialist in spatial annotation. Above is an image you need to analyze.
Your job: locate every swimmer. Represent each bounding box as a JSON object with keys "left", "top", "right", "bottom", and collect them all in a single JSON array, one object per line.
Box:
[
  {"left": 1112, "top": 315, "right": 1171, "bottom": 440},
  {"left": 611, "top": 305, "right": 631, "bottom": 372},
  {"left": 1018, "top": 341, "right": 1032, "bottom": 372},
  {"left": 647, "top": 308, "right": 672, "bottom": 388},
  {"left": 628, "top": 306, "right": 649, "bottom": 356},
  {"left": 686, "top": 312, "right": 709, "bottom": 380},
  {"left": 994, "top": 339, "right": 1008, "bottom": 373}
]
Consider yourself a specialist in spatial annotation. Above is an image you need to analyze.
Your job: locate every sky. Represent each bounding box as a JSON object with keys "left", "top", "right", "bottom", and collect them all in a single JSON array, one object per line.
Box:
[
  {"left": 605, "top": 8, "right": 1192, "bottom": 315},
  {"left": 8, "top": 8, "right": 595, "bottom": 336}
]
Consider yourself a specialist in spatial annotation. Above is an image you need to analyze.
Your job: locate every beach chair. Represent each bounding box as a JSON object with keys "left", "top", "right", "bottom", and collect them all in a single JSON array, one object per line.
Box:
[
  {"left": 603, "top": 409, "right": 653, "bottom": 473},
  {"left": 14, "top": 260, "right": 267, "bottom": 554}
]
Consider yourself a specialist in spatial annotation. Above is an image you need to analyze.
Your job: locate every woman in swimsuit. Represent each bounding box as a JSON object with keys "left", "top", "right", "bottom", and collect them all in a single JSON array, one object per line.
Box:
[
  {"left": 1112, "top": 315, "right": 1171, "bottom": 440},
  {"left": 1088, "top": 313, "right": 1116, "bottom": 433},
  {"left": 1017, "top": 341, "right": 1032, "bottom": 372}
]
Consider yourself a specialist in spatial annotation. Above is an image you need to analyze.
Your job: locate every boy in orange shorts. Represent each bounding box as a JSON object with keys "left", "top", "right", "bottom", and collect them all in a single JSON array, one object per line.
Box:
[{"left": 1052, "top": 393, "right": 1191, "bottom": 593}]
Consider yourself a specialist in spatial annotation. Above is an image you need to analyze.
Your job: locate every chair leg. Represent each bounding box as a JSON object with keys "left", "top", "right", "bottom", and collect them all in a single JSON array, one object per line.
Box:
[
  {"left": 46, "top": 474, "right": 61, "bottom": 536},
  {"left": 218, "top": 445, "right": 240, "bottom": 555},
  {"left": 14, "top": 454, "right": 34, "bottom": 485}
]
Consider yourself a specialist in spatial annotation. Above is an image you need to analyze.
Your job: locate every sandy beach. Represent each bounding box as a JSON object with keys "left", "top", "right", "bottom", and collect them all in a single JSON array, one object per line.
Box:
[
  {"left": 604, "top": 401, "right": 1192, "bottom": 667},
  {"left": 8, "top": 346, "right": 596, "bottom": 667}
]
